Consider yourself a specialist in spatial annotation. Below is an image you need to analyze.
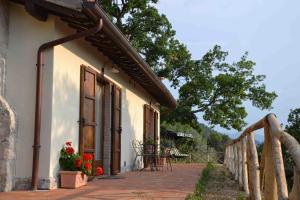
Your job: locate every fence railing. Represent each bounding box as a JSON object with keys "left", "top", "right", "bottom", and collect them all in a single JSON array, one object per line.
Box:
[{"left": 224, "top": 113, "right": 300, "bottom": 200}]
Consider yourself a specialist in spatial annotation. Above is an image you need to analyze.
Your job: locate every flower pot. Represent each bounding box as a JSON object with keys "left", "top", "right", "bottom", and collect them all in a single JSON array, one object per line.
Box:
[{"left": 60, "top": 171, "right": 87, "bottom": 189}]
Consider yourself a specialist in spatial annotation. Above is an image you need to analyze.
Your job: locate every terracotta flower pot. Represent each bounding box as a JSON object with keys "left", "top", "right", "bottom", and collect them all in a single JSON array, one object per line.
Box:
[{"left": 60, "top": 171, "right": 87, "bottom": 189}]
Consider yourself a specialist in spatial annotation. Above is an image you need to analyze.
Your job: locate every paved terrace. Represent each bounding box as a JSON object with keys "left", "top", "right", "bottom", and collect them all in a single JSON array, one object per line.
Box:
[{"left": 0, "top": 164, "right": 205, "bottom": 200}]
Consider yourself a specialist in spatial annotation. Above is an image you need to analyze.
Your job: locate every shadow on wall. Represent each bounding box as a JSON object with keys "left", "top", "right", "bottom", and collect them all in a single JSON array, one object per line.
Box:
[
  {"left": 50, "top": 70, "right": 80, "bottom": 179},
  {"left": 121, "top": 89, "right": 142, "bottom": 172},
  {"left": 50, "top": 18, "right": 151, "bottom": 176},
  {"left": 50, "top": 70, "right": 141, "bottom": 176}
]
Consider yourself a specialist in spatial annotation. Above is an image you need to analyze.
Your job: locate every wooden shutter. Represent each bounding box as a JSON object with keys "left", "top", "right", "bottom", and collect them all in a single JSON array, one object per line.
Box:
[
  {"left": 143, "top": 105, "right": 149, "bottom": 167},
  {"left": 154, "top": 111, "right": 159, "bottom": 150},
  {"left": 143, "top": 105, "right": 158, "bottom": 167},
  {"left": 111, "top": 85, "right": 122, "bottom": 175},
  {"left": 79, "top": 65, "right": 97, "bottom": 158}
]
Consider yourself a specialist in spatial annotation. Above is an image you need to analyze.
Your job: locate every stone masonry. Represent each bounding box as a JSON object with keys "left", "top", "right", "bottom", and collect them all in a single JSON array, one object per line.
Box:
[
  {"left": 0, "top": 96, "right": 17, "bottom": 192},
  {"left": 0, "top": 0, "right": 17, "bottom": 192}
]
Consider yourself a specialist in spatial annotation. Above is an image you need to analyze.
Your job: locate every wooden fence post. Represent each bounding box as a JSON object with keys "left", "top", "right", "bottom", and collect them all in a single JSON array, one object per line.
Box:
[
  {"left": 228, "top": 146, "right": 231, "bottom": 173},
  {"left": 238, "top": 141, "right": 243, "bottom": 187},
  {"left": 224, "top": 114, "right": 300, "bottom": 200},
  {"left": 230, "top": 145, "right": 234, "bottom": 174},
  {"left": 234, "top": 143, "right": 239, "bottom": 181},
  {"left": 247, "top": 132, "right": 261, "bottom": 200},
  {"left": 242, "top": 136, "right": 249, "bottom": 196},
  {"left": 290, "top": 166, "right": 300, "bottom": 200},
  {"left": 269, "top": 126, "right": 288, "bottom": 199},
  {"left": 263, "top": 124, "right": 278, "bottom": 200}
]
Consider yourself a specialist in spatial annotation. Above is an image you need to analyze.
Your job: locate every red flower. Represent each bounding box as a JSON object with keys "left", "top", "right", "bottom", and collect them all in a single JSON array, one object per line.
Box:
[
  {"left": 65, "top": 147, "right": 74, "bottom": 155},
  {"left": 75, "top": 159, "right": 82, "bottom": 168},
  {"left": 65, "top": 141, "right": 72, "bottom": 146},
  {"left": 84, "top": 162, "right": 91, "bottom": 171},
  {"left": 96, "top": 167, "right": 103, "bottom": 176},
  {"left": 83, "top": 153, "right": 93, "bottom": 161}
]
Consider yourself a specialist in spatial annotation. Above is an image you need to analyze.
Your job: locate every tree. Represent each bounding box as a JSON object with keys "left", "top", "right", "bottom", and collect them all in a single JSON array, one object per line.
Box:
[
  {"left": 99, "top": 1, "right": 277, "bottom": 131},
  {"left": 285, "top": 108, "right": 300, "bottom": 142},
  {"left": 206, "top": 131, "right": 231, "bottom": 153},
  {"left": 171, "top": 45, "right": 277, "bottom": 131},
  {"left": 98, "top": 0, "right": 190, "bottom": 76},
  {"left": 283, "top": 108, "right": 300, "bottom": 190}
]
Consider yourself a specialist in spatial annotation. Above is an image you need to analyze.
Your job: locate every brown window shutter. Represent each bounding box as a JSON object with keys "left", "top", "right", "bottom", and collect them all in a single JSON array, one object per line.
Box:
[
  {"left": 79, "top": 65, "right": 97, "bottom": 157},
  {"left": 111, "top": 85, "right": 122, "bottom": 174},
  {"left": 154, "top": 111, "right": 159, "bottom": 146}
]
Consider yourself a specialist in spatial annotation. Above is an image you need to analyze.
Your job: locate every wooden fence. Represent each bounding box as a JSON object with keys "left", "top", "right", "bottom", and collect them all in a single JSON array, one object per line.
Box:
[{"left": 224, "top": 113, "right": 300, "bottom": 200}]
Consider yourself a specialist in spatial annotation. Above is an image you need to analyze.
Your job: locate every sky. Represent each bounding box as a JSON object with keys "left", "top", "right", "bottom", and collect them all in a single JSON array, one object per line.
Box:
[{"left": 157, "top": 0, "right": 300, "bottom": 141}]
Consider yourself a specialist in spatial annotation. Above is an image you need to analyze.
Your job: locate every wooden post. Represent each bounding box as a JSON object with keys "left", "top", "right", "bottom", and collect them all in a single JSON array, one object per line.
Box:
[
  {"left": 290, "top": 166, "right": 300, "bottom": 200},
  {"left": 234, "top": 143, "right": 239, "bottom": 181},
  {"left": 229, "top": 145, "right": 233, "bottom": 173},
  {"left": 268, "top": 114, "right": 300, "bottom": 171},
  {"left": 238, "top": 141, "right": 243, "bottom": 187},
  {"left": 225, "top": 147, "right": 229, "bottom": 167},
  {"left": 247, "top": 132, "right": 261, "bottom": 200},
  {"left": 259, "top": 139, "right": 265, "bottom": 191},
  {"left": 269, "top": 127, "right": 288, "bottom": 199},
  {"left": 263, "top": 125, "right": 277, "bottom": 200},
  {"left": 242, "top": 136, "right": 249, "bottom": 196},
  {"left": 230, "top": 145, "right": 234, "bottom": 174}
]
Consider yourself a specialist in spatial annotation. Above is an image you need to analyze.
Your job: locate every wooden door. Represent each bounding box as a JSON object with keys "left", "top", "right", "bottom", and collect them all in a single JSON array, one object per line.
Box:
[
  {"left": 94, "top": 81, "right": 105, "bottom": 171},
  {"left": 79, "top": 65, "right": 97, "bottom": 169},
  {"left": 111, "top": 85, "right": 122, "bottom": 175}
]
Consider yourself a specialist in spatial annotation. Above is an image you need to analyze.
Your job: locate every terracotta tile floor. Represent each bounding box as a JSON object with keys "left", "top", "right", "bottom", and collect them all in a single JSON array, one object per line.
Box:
[{"left": 0, "top": 164, "right": 205, "bottom": 200}]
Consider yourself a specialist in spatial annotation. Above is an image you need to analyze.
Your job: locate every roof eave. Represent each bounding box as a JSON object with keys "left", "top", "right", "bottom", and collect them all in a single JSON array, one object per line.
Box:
[{"left": 82, "top": 1, "right": 177, "bottom": 109}]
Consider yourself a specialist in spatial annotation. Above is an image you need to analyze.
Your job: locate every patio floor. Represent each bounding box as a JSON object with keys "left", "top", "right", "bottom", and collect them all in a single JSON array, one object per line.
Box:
[{"left": 0, "top": 163, "right": 205, "bottom": 200}]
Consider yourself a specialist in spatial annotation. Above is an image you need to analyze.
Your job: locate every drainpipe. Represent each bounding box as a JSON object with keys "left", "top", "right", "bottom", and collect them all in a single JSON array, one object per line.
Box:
[{"left": 31, "top": 18, "right": 103, "bottom": 190}]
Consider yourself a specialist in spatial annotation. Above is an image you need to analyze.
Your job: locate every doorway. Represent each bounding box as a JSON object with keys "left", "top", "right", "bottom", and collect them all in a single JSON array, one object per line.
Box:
[{"left": 94, "top": 81, "right": 104, "bottom": 169}]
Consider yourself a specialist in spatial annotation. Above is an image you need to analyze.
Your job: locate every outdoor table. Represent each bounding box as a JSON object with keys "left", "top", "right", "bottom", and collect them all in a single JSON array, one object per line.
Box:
[{"left": 141, "top": 144, "right": 158, "bottom": 171}]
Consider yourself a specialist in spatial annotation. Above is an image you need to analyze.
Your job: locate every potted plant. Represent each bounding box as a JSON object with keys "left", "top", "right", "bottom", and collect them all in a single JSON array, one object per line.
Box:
[
  {"left": 144, "top": 138, "right": 155, "bottom": 154},
  {"left": 59, "top": 141, "right": 92, "bottom": 188},
  {"left": 157, "top": 145, "right": 167, "bottom": 166}
]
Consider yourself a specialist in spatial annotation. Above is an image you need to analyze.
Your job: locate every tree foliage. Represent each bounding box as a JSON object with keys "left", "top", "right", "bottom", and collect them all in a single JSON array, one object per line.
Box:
[
  {"left": 99, "top": 0, "right": 277, "bottom": 131},
  {"left": 283, "top": 108, "right": 300, "bottom": 190},
  {"left": 285, "top": 108, "right": 300, "bottom": 142},
  {"left": 172, "top": 46, "right": 277, "bottom": 131},
  {"left": 98, "top": 0, "right": 187, "bottom": 76}
]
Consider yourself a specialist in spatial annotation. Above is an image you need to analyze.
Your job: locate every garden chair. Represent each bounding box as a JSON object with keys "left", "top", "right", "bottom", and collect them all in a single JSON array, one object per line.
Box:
[
  {"left": 156, "top": 148, "right": 172, "bottom": 171},
  {"left": 132, "top": 140, "right": 144, "bottom": 170},
  {"left": 170, "top": 147, "right": 190, "bottom": 162}
]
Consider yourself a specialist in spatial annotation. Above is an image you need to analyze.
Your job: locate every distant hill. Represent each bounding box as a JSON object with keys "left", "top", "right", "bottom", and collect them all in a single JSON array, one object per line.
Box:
[
  {"left": 198, "top": 123, "right": 231, "bottom": 152},
  {"left": 198, "top": 123, "right": 228, "bottom": 138},
  {"left": 199, "top": 123, "right": 264, "bottom": 143}
]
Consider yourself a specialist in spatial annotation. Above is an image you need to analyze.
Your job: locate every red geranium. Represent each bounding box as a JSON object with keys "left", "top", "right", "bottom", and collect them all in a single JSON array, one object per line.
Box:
[
  {"left": 83, "top": 153, "right": 93, "bottom": 161},
  {"left": 84, "top": 162, "right": 91, "bottom": 171},
  {"left": 65, "top": 141, "right": 72, "bottom": 146},
  {"left": 65, "top": 147, "right": 74, "bottom": 155},
  {"left": 96, "top": 167, "right": 103, "bottom": 176},
  {"left": 75, "top": 158, "right": 82, "bottom": 168}
]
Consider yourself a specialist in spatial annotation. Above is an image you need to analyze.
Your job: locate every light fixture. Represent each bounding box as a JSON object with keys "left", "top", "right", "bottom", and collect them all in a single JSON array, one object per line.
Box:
[
  {"left": 104, "top": 62, "right": 119, "bottom": 74},
  {"left": 110, "top": 66, "right": 119, "bottom": 74}
]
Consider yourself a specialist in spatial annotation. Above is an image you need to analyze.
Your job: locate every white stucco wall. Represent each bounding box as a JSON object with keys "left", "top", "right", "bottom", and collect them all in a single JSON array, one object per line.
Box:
[
  {"left": 50, "top": 19, "right": 160, "bottom": 175},
  {"left": 6, "top": 3, "right": 161, "bottom": 185},
  {"left": 6, "top": 3, "right": 54, "bottom": 179}
]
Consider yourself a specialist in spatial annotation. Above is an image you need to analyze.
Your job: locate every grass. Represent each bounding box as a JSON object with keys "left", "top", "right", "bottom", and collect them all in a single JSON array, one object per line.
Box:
[
  {"left": 186, "top": 163, "right": 247, "bottom": 200},
  {"left": 186, "top": 162, "right": 214, "bottom": 200}
]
